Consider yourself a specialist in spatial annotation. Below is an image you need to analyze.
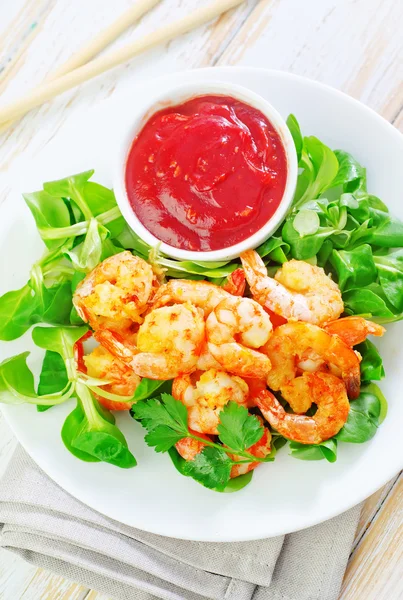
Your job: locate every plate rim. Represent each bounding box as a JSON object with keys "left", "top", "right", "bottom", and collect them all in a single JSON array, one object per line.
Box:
[{"left": 1, "top": 65, "right": 403, "bottom": 542}]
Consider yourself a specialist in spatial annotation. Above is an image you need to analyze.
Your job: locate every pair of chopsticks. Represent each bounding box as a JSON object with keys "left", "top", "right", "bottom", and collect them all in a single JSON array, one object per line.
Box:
[{"left": 0, "top": 0, "right": 246, "bottom": 129}]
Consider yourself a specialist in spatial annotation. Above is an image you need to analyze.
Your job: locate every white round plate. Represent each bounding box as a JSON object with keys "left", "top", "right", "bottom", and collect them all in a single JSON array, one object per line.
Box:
[{"left": 1, "top": 68, "right": 403, "bottom": 542}]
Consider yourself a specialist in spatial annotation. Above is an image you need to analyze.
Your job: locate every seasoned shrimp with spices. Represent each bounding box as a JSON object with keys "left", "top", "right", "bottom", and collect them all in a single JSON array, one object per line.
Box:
[
  {"left": 73, "top": 252, "right": 159, "bottom": 358},
  {"left": 240, "top": 250, "right": 343, "bottom": 325},
  {"left": 263, "top": 321, "right": 361, "bottom": 398},
  {"left": 84, "top": 345, "right": 141, "bottom": 411},
  {"left": 130, "top": 304, "right": 205, "bottom": 379},
  {"left": 206, "top": 296, "right": 273, "bottom": 379},
  {"left": 152, "top": 279, "right": 230, "bottom": 315},
  {"left": 172, "top": 369, "right": 250, "bottom": 434},
  {"left": 74, "top": 252, "right": 158, "bottom": 329},
  {"left": 324, "top": 316, "right": 385, "bottom": 347},
  {"left": 255, "top": 372, "right": 350, "bottom": 444}
]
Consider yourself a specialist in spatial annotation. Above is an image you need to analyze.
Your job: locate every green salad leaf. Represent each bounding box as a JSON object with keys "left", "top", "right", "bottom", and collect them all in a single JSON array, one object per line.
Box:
[
  {"left": 23, "top": 191, "right": 71, "bottom": 249},
  {"left": 332, "top": 150, "right": 366, "bottom": 191},
  {"left": 286, "top": 114, "right": 303, "bottom": 161},
  {"left": 289, "top": 438, "right": 338, "bottom": 463},
  {"left": 0, "top": 352, "right": 73, "bottom": 406},
  {"left": 357, "top": 340, "right": 385, "bottom": 382},
  {"left": 374, "top": 249, "right": 403, "bottom": 311},
  {"left": 37, "top": 350, "right": 69, "bottom": 412},
  {"left": 330, "top": 245, "right": 377, "bottom": 291},
  {"left": 62, "top": 383, "right": 136, "bottom": 467},
  {"left": 337, "top": 388, "right": 384, "bottom": 443},
  {"left": 0, "top": 285, "right": 36, "bottom": 341},
  {"left": 292, "top": 136, "right": 339, "bottom": 210}
]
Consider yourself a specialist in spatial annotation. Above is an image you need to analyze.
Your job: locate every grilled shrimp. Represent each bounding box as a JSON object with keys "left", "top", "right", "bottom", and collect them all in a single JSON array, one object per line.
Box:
[
  {"left": 151, "top": 279, "right": 230, "bottom": 315},
  {"left": 206, "top": 296, "right": 272, "bottom": 379},
  {"left": 172, "top": 369, "right": 250, "bottom": 434},
  {"left": 73, "top": 252, "right": 159, "bottom": 356},
  {"left": 74, "top": 251, "right": 158, "bottom": 328},
  {"left": 255, "top": 372, "right": 350, "bottom": 444},
  {"left": 324, "top": 316, "right": 385, "bottom": 347},
  {"left": 130, "top": 304, "right": 205, "bottom": 379},
  {"left": 263, "top": 321, "right": 361, "bottom": 398},
  {"left": 175, "top": 418, "right": 272, "bottom": 479},
  {"left": 240, "top": 250, "right": 343, "bottom": 325},
  {"left": 195, "top": 344, "right": 222, "bottom": 371},
  {"left": 84, "top": 345, "right": 141, "bottom": 411}
]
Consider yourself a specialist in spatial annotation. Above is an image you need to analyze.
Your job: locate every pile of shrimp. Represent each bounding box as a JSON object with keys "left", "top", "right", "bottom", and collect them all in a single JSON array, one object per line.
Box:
[{"left": 73, "top": 249, "right": 385, "bottom": 477}]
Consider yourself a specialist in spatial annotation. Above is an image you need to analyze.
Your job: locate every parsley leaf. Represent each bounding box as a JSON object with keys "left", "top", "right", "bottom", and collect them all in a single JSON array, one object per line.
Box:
[
  {"left": 182, "top": 446, "right": 232, "bottom": 491},
  {"left": 217, "top": 402, "right": 264, "bottom": 452},
  {"left": 145, "top": 426, "right": 186, "bottom": 453},
  {"left": 132, "top": 393, "right": 188, "bottom": 443}
]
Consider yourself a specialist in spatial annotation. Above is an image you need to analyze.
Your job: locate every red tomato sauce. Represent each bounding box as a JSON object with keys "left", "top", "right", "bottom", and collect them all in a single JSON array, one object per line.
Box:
[{"left": 125, "top": 95, "right": 288, "bottom": 252}]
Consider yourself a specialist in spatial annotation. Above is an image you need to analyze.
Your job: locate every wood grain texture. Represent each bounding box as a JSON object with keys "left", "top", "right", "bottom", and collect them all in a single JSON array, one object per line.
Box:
[
  {"left": 0, "top": 0, "right": 402, "bottom": 598},
  {"left": 339, "top": 474, "right": 403, "bottom": 600},
  {"left": 219, "top": 0, "right": 403, "bottom": 120}
]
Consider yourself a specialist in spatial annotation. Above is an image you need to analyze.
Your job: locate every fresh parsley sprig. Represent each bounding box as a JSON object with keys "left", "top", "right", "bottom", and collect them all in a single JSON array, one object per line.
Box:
[{"left": 132, "top": 394, "right": 273, "bottom": 491}]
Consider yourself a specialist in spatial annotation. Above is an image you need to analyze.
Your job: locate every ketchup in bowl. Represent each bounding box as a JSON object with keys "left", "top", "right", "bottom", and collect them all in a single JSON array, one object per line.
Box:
[{"left": 125, "top": 95, "right": 288, "bottom": 252}]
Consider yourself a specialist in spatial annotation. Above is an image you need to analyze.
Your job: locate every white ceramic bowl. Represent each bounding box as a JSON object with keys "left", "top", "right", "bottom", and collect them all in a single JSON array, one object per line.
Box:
[{"left": 114, "top": 81, "right": 298, "bottom": 261}]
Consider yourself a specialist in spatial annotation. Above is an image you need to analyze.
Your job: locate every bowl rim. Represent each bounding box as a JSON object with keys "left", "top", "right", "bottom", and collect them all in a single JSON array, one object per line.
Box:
[{"left": 113, "top": 80, "right": 298, "bottom": 261}]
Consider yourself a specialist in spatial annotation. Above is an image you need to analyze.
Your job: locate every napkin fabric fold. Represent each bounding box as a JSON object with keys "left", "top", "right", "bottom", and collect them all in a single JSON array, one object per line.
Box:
[{"left": 0, "top": 447, "right": 360, "bottom": 600}]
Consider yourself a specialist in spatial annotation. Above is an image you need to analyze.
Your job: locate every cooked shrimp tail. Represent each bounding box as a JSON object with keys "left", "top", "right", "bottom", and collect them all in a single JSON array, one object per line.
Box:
[
  {"left": 222, "top": 268, "right": 246, "bottom": 296},
  {"left": 324, "top": 316, "right": 385, "bottom": 347}
]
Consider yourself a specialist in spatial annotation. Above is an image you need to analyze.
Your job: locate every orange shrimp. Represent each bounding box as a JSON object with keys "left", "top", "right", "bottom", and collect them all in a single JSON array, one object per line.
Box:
[
  {"left": 151, "top": 279, "right": 230, "bottom": 315},
  {"left": 240, "top": 250, "right": 343, "bottom": 325},
  {"left": 172, "top": 369, "right": 250, "bottom": 434},
  {"left": 263, "top": 321, "right": 361, "bottom": 399},
  {"left": 84, "top": 345, "right": 141, "bottom": 411},
  {"left": 255, "top": 372, "right": 350, "bottom": 444},
  {"left": 222, "top": 268, "right": 246, "bottom": 296},
  {"left": 206, "top": 296, "right": 272, "bottom": 379},
  {"left": 324, "top": 316, "right": 385, "bottom": 347}
]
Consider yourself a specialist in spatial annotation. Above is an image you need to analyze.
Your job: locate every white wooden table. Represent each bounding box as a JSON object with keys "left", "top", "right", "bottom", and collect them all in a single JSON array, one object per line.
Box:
[{"left": 0, "top": 1, "right": 402, "bottom": 598}]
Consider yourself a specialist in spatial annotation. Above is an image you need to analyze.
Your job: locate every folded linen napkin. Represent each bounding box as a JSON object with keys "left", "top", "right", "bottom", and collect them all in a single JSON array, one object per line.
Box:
[{"left": 0, "top": 446, "right": 360, "bottom": 600}]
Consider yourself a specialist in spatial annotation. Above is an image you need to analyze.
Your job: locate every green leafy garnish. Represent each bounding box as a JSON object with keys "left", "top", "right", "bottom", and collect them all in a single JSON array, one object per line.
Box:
[
  {"left": 289, "top": 438, "right": 338, "bottom": 463},
  {"left": 217, "top": 402, "right": 263, "bottom": 451},
  {"left": 133, "top": 395, "right": 271, "bottom": 491},
  {"left": 337, "top": 387, "right": 385, "bottom": 443}
]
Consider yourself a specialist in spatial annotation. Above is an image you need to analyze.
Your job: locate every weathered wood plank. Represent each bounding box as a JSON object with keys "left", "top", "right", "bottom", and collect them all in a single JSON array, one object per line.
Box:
[
  {"left": 351, "top": 476, "right": 400, "bottom": 553},
  {"left": 339, "top": 474, "right": 403, "bottom": 600},
  {"left": 0, "top": 0, "right": 257, "bottom": 171},
  {"left": 218, "top": 0, "right": 403, "bottom": 121}
]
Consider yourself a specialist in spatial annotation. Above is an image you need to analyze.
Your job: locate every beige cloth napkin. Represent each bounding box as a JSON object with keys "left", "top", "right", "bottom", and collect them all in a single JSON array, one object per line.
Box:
[{"left": 0, "top": 446, "right": 360, "bottom": 600}]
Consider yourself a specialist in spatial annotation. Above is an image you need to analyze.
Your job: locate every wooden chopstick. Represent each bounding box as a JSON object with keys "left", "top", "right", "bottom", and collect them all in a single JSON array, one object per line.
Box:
[
  {"left": 50, "top": 0, "right": 162, "bottom": 80},
  {"left": 0, "top": 0, "right": 245, "bottom": 127},
  {"left": 1, "top": 0, "right": 161, "bottom": 131}
]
